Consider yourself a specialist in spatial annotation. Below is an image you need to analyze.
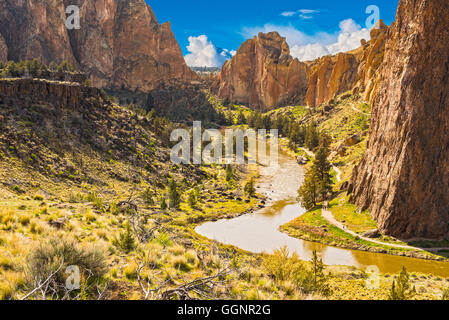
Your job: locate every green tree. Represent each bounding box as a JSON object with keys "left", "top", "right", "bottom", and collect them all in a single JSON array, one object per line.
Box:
[
  {"left": 389, "top": 267, "right": 416, "bottom": 300},
  {"left": 168, "top": 179, "right": 181, "bottom": 209},
  {"left": 310, "top": 250, "right": 326, "bottom": 290},
  {"left": 160, "top": 196, "right": 167, "bottom": 210},
  {"left": 313, "top": 147, "right": 333, "bottom": 200},
  {"left": 187, "top": 190, "right": 197, "bottom": 208},
  {"left": 225, "top": 164, "right": 234, "bottom": 182},
  {"left": 113, "top": 223, "right": 136, "bottom": 253},
  {"left": 305, "top": 122, "right": 319, "bottom": 150},
  {"left": 141, "top": 188, "right": 155, "bottom": 206},
  {"left": 297, "top": 169, "right": 319, "bottom": 210},
  {"left": 244, "top": 178, "right": 255, "bottom": 197}
]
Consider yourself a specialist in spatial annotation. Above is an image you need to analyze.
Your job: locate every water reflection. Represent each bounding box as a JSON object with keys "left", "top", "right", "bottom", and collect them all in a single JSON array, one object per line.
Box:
[{"left": 195, "top": 148, "right": 449, "bottom": 277}]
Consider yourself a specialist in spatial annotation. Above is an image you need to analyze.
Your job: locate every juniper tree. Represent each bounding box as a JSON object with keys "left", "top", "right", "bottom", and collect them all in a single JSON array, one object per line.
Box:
[
  {"left": 168, "top": 179, "right": 181, "bottom": 209},
  {"left": 389, "top": 267, "right": 416, "bottom": 300},
  {"left": 244, "top": 178, "right": 255, "bottom": 197},
  {"left": 225, "top": 164, "right": 234, "bottom": 182}
]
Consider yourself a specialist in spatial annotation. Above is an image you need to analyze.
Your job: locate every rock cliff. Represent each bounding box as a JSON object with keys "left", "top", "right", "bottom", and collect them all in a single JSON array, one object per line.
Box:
[
  {"left": 215, "top": 23, "right": 388, "bottom": 109},
  {"left": 306, "top": 20, "right": 388, "bottom": 107},
  {"left": 214, "top": 32, "right": 309, "bottom": 111},
  {"left": 349, "top": 0, "right": 449, "bottom": 240},
  {"left": 0, "top": 0, "right": 196, "bottom": 91}
]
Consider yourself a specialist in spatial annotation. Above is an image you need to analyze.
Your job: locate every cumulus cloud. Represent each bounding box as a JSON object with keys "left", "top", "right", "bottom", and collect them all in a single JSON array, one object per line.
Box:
[
  {"left": 291, "top": 19, "right": 370, "bottom": 61},
  {"left": 184, "top": 35, "right": 234, "bottom": 67},
  {"left": 243, "top": 19, "right": 370, "bottom": 62}
]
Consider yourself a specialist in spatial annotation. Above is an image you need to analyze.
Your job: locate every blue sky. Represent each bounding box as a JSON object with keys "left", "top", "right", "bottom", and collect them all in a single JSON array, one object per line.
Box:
[{"left": 147, "top": 0, "right": 399, "bottom": 67}]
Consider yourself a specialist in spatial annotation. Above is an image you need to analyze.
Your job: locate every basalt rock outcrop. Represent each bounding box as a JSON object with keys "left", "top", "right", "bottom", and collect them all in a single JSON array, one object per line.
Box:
[
  {"left": 214, "top": 32, "right": 309, "bottom": 111},
  {"left": 0, "top": 78, "right": 104, "bottom": 109},
  {"left": 0, "top": 0, "right": 196, "bottom": 91},
  {"left": 349, "top": 0, "right": 449, "bottom": 240}
]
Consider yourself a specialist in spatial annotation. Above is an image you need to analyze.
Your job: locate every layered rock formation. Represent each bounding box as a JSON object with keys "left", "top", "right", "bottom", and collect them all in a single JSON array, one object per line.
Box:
[
  {"left": 0, "top": 0, "right": 196, "bottom": 91},
  {"left": 0, "top": 78, "right": 104, "bottom": 109},
  {"left": 214, "top": 32, "right": 309, "bottom": 111},
  {"left": 306, "top": 21, "right": 388, "bottom": 107},
  {"left": 349, "top": 0, "right": 449, "bottom": 239}
]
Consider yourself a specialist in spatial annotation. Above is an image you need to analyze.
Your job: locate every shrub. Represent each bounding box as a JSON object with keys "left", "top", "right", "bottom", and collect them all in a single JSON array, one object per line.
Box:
[
  {"left": 123, "top": 262, "right": 138, "bottom": 280},
  {"left": 24, "top": 238, "right": 107, "bottom": 297},
  {"left": 86, "top": 192, "right": 104, "bottom": 212},
  {"left": 389, "top": 267, "right": 416, "bottom": 300},
  {"left": 12, "top": 185, "right": 23, "bottom": 194},
  {"left": 113, "top": 223, "right": 136, "bottom": 253},
  {"left": 442, "top": 288, "right": 449, "bottom": 300},
  {"left": 141, "top": 188, "right": 155, "bottom": 206},
  {"left": 262, "top": 246, "right": 304, "bottom": 282},
  {"left": 68, "top": 193, "right": 84, "bottom": 203},
  {"left": 33, "top": 194, "right": 44, "bottom": 201},
  {"left": 19, "top": 215, "right": 31, "bottom": 226},
  {"left": 244, "top": 179, "right": 255, "bottom": 197}
]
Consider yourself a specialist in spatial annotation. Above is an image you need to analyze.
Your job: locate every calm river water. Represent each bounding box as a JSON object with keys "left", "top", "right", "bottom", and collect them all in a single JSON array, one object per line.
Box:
[{"left": 195, "top": 149, "right": 449, "bottom": 277}]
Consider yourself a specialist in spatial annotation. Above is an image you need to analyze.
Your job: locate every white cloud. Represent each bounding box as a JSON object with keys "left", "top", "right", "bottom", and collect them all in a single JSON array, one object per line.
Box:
[
  {"left": 281, "top": 9, "right": 320, "bottom": 19},
  {"left": 184, "top": 35, "right": 234, "bottom": 67},
  {"left": 290, "top": 43, "right": 329, "bottom": 62},
  {"left": 281, "top": 11, "right": 296, "bottom": 17},
  {"left": 299, "top": 9, "right": 319, "bottom": 14},
  {"left": 242, "top": 19, "right": 370, "bottom": 62},
  {"left": 299, "top": 14, "right": 313, "bottom": 20}
]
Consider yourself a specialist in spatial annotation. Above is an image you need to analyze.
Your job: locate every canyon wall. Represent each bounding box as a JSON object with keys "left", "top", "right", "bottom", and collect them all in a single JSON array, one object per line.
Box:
[
  {"left": 215, "top": 23, "right": 388, "bottom": 109},
  {"left": 0, "top": 0, "right": 196, "bottom": 91},
  {"left": 214, "top": 32, "right": 309, "bottom": 111},
  {"left": 306, "top": 20, "right": 388, "bottom": 107},
  {"left": 349, "top": 0, "right": 449, "bottom": 240}
]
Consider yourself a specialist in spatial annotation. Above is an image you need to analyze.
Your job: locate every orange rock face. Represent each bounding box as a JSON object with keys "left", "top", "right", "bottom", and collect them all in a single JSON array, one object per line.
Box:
[
  {"left": 214, "top": 32, "right": 309, "bottom": 111},
  {"left": 0, "top": 0, "right": 196, "bottom": 91},
  {"left": 216, "top": 25, "right": 388, "bottom": 110},
  {"left": 305, "top": 53, "right": 358, "bottom": 107},
  {"left": 349, "top": 0, "right": 449, "bottom": 240},
  {"left": 0, "top": 0, "right": 77, "bottom": 65},
  {"left": 306, "top": 21, "right": 388, "bottom": 108}
]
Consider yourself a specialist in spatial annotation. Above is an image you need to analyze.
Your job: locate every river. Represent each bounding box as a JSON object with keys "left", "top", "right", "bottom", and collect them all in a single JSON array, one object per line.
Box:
[{"left": 195, "top": 148, "right": 449, "bottom": 277}]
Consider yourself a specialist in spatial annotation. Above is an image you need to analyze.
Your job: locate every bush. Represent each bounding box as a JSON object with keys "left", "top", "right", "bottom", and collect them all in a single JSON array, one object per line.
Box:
[
  {"left": 86, "top": 192, "right": 104, "bottom": 212},
  {"left": 442, "top": 288, "right": 449, "bottom": 300},
  {"left": 244, "top": 178, "right": 255, "bottom": 197},
  {"left": 25, "top": 238, "right": 107, "bottom": 297},
  {"left": 33, "top": 194, "right": 44, "bottom": 201},
  {"left": 262, "top": 246, "right": 304, "bottom": 282},
  {"left": 141, "top": 188, "right": 155, "bottom": 206},
  {"left": 389, "top": 267, "right": 416, "bottom": 300},
  {"left": 113, "top": 223, "right": 136, "bottom": 253}
]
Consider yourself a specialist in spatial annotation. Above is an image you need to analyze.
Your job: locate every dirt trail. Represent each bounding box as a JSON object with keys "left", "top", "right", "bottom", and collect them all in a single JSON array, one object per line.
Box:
[{"left": 302, "top": 148, "right": 449, "bottom": 253}]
